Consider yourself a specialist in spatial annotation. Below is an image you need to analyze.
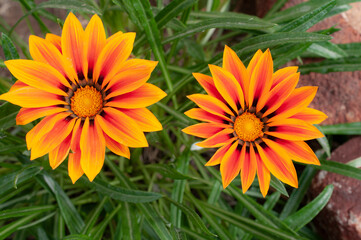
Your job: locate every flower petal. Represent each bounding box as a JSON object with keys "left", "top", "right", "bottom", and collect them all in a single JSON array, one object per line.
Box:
[
  {"left": 223, "top": 45, "right": 249, "bottom": 105},
  {"left": 104, "top": 59, "right": 158, "bottom": 99},
  {"left": 16, "top": 106, "right": 67, "bottom": 125},
  {"left": 241, "top": 144, "right": 257, "bottom": 193},
  {"left": 192, "top": 72, "right": 223, "bottom": 101},
  {"left": 256, "top": 139, "right": 298, "bottom": 188},
  {"left": 29, "top": 35, "right": 77, "bottom": 84},
  {"left": 258, "top": 72, "right": 300, "bottom": 116},
  {"left": 118, "top": 108, "right": 162, "bottom": 132},
  {"left": 273, "top": 139, "right": 320, "bottom": 165},
  {"left": 45, "top": 33, "right": 61, "bottom": 52},
  {"left": 96, "top": 107, "right": 148, "bottom": 147},
  {"left": 182, "top": 122, "right": 230, "bottom": 138},
  {"left": 268, "top": 86, "right": 318, "bottom": 123},
  {"left": 209, "top": 64, "right": 245, "bottom": 111},
  {"left": 248, "top": 49, "right": 273, "bottom": 107},
  {"left": 187, "top": 94, "right": 233, "bottom": 120},
  {"left": 266, "top": 119, "right": 324, "bottom": 141},
  {"left": 254, "top": 146, "right": 270, "bottom": 197},
  {"left": 290, "top": 108, "right": 328, "bottom": 124},
  {"left": 220, "top": 141, "right": 242, "bottom": 188},
  {"left": 271, "top": 66, "right": 298, "bottom": 89},
  {"left": 30, "top": 116, "right": 76, "bottom": 160},
  {"left": 247, "top": 49, "right": 263, "bottom": 78},
  {"left": 61, "top": 12, "right": 84, "bottom": 77},
  {"left": 83, "top": 14, "right": 106, "bottom": 80},
  {"left": 184, "top": 108, "right": 227, "bottom": 124},
  {"left": 106, "top": 83, "right": 166, "bottom": 108},
  {"left": 205, "top": 140, "right": 234, "bottom": 166},
  {"left": 5, "top": 60, "right": 71, "bottom": 96},
  {"left": 0, "top": 86, "right": 67, "bottom": 108},
  {"left": 93, "top": 32, "right": 135, "bottom": 85},
  {"left": 104, "top": 133, "right": 130, "bottom": 159},
  {"left": 69, "top": 116, "right": 83, "bottom": 183},
  {"left": 49, "top": 134, "right": 71, "bottom": 169},
  {"left": 80, "top": 118, "right": 106, "bottom": 182},
  {"left": 196, "top": 128, "right": 235, "bottom": 148}
]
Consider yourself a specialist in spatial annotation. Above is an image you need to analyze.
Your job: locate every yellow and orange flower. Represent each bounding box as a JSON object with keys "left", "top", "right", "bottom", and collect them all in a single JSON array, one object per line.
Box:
[
  {"left": 183, "top": 46, "right": 327, "bottom": 197},
  {"left": 0, "top": 13, "right": 166, "bottom": 183}
]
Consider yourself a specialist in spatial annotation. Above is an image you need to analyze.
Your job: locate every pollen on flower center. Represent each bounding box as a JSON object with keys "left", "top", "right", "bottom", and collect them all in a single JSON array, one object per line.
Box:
[
  {"left": 71, "top": 85, "right": 103, "bottom": 118},
  {"left": 234, "top": 112, "right": 264, "bottom": 142}
]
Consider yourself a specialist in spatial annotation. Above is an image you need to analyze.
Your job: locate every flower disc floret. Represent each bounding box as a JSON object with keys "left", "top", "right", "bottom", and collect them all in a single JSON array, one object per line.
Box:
[
  {"left": 234, "top": 112, "right": 263, "bottom": 142},
  {"left": 71, "top": 86, "right": 103, "bottom": 118}
]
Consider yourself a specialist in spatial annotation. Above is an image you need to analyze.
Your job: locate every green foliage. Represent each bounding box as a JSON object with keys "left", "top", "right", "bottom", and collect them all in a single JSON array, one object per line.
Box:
[{"left": 0, "top": 0, "right": 361, "bottom": 239}]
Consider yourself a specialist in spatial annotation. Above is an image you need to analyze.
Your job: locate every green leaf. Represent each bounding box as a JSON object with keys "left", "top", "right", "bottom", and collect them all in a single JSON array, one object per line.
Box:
[
  {"left": 36, "top": 172, "right": 85, "bottom": 234},
  {"left": 0, "top": 165, "right": 42, "bottom": 194},
  {"left": 166, "top": 196, "right": 216, "bottom": 237},
  {"left": 315, "top": 125, "right": 331, "bottom": 157},
  {"left": 90, "top": 205, "right": 121, "bottom": 239},
  {"left": 300, "top": 57, "right": 361, "bottom": 74},
  {"left": 146, "top": 163, "right": 193, "bottom": 180},
  {"left": 307, "top": 42, "right": 348, "bottom": 59},
  {"left": 63, "top": 234, "right": 92, "bottom": 240},
  {"left": 319, "top": 122, "right": 361, "bottom": 135},
  {"left": 0, "top": 103, "right": 20, "bottom": 130},
  {"left": 119, "top": 203, "right": 141, "bottom": 240},
  {"left": 283, "top": 185, "right": 334, "bottom": 231},
  {"left": 81, "top": 197, "right": 108, "bottom": 234},
  {"left": 79, "top": 178, "right": 162, "bottom": 203},
  {"left": 338, "top": 42, "right": 361, "bottom": 57},
  {"left": 0, "top": 213, "right": 41, "bottom": 240},
  {"left": 313, "top": 159, "right": 361, "bottom": 181},
  {"left": 270, "top": 176, "right": 289, "bottom": 197},
  {"left": 155, "top": 0, "right": 197, "bottom": 28},
  {"left": 347, "top": 157, "right": 361, "bottom": 168},
  {"left": 1, "top": 33, "right": 19, "bottom": 61},
  {"left": 0, "top": 205, "right": 54, "bottom": 220},
  {"left": 37, "top": 0, "right": 101, "bottom": 15},
  {"left": 278, "top": 0, "right": 336, "bottom": 32}
]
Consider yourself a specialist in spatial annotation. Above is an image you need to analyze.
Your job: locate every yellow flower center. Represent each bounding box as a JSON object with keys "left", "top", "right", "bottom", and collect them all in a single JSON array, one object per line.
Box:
[
  {"left": 234, "top": 112, "right": 264, "bottom": 142},
  {"left": 71, "top": 86, "right": 103, "bottom": 118}
]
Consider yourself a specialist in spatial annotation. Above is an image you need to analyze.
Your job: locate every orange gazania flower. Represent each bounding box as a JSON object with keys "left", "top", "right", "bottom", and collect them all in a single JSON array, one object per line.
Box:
[
  {"left": 1, "top": 13, "right": 166, "bottom": 183},
  {"left": 183, "top": 46, "right": 327, "bottom": 197}
]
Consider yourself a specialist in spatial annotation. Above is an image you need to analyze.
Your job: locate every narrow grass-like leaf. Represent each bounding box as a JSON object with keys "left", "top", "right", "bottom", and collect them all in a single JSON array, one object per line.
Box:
[
  {"left": 270, "top": 176, "right": 289, "bottom": 197},
  {"left": 0, "top": 213, "right": 41, "bottom": 240},
  {"left": 0, "top": 103, "right": 20, "bottom": 130},
  {"left": 0, "top": 205, "right": 54, "bottom": 220},
  {"left": 155, "top": 0, "right": 197, "bottom": 28},
  {"left": 37, "top": 0, "right": 101, "bottom": 15},
  {"left": 278, "top": 1, "right": 336, "bottom": 32},
  {"left": 63, "top": 235, "right": 92, "bottom": 240},
  {"left": 315, "top": 125, "right": 331, "bottom": 157},
  {"left": 166, "top": 196, "right": 216, "bottom": 237},
  {"left": 284, "top": 185, "right": 334, "bottom": 231},
  {"left": 347, "top": 157, "right": 361, "bottom": 168},
  {"left": 300, "top": 57, "right": 361, "bottom": 74},
  {"left": 338, "top": 42, "right": 361, "bottom": 57},
  {"left": 146, "top": 163, "right": 193, "bottom": 180},
  {"left": 81, "top": 197, "right": 108, "bottom": 234},
  {"left": 312, "top": 159, "right": 361, "bottom": 181},
  {"left": 307, "top": 42, "right": 348, "bottom": 59},
  {"left": 156, "top": 102, "right": 191, "bottom": 124},
  {"left": 319, "top": 122, "right": 361, "bottom": 135},
  {"left": 1, "top": 33, "right": 19, "bottom": 83},
  {"left": 90, "top": 205, "right": 121, "bottom": 239},
  {"left": 79, "top": 178, "right": 162, "bottom": 203},
  {"left": 120, "top": 203, "right": 141, "bottom": 240},
  {"left": 279, "top": 166, "right": 317, "bottom": 220},
  {"left": 36, "top": 172, "right": 85, "bottom": 234}
]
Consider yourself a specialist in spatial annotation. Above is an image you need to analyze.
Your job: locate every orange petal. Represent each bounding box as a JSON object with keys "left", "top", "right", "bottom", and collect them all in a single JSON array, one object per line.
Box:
[
  {"left": 118, "top": 108, "right": 162, "bottom": 132},
  {"left": 192, "top": 72, "right": 223, "bottom": 101},
  {"left": 266, "top": 119, "right": 324, "bottom": 141},
  {"left": 106, "top": 83, "right": 166, "bottom": 108},
  {"left": 30, "top": 116, "right": 76, "bottom": 160},
  {"left": 105, "top": 31, "right": 123, "bottom": 44},
  {"left": 187, "top": 94, "right": 233, "bottom": 121},
  {"left": 70, "top": 118, "right": 82, "bottom": 153},
  {"left": 269, "top": 86, "right": 318, "bottom": 123},
  {"left": 5, "top": 60, "right": 71, "bottom": 96},
  {"left": 290, "top": 108, "right": 328, "bottom": 124},
  {"left": 83, "top": 14, "right": 106, "bottom": 80},
  {"left": 258, "top": 72, "right": 300, "bottom": 116},
  {"left": 68, "top": 153, "right": 83, "bottom": 184},
  {"left": 246, "top": 49, "right": 263, "bottom": 79},
  {"left": 209, "top": 64, "right": 245, "bottom": 111},
  {"left": 29, "top": 36, "right": 77, "bottom": 84},
  {"left": 9, "top": 81, "right": 28, "bottom": 90},
  {"left": 184, "top": 108, "right": 227, "bottom": 124},
  {"left": 248, "top": 49, "right": 273, "bottom": 108},
  {"left": 253, "top": 146, "right": 270, "bottom": 197},
  {"left": 61, "top": 12, "right": 84, "bottom": 77},
  {"left": 271, "top": 66, "right": 298, "bottom": 89},
  {"left": 205, "top": 140, "right": 234, "bottom": 166},
  {"left": 80, "top": 117, "right": 106, "bottom": 182},
  {"left": 93, "top": 32, "right": 135, "bottom": 85},
  {"left": 16, "top": 106, "right": 67, "bottom": 125},
  {"left": 96, "top": 107, "right": 148, "bottom": 148},
  {"left": 241, "top": 145, "right": 257, "bottom": 193},
  {"left": 49, "top": 134, "right": 71, "bottom": 169},
  {"left": 104, "top": 133, "right": 130, "bottom": 159},
  {"left": 182, "top": 122, "right": 230, "bottom": 138},
  {"left": 45, "top": 33, "right": 61, "bottom": 52},
  {"left": 256, "top": 140, "right": 298, "bottom": 188},
  {"left": 274, "top": 139, "right": 320, "bottom": 165},
  {"left": 223, "top": 45, "right": 249, "bottom": 105},
  {"left": 105, "top": 59, "right": 158, "bottom": 98},
  {"left": 196, "top": 128, "right": 235, "bottom": 148},
  {"left": 220, "top": 141, "right": 242, "bottom": 188},
  {"left": 0, "top": 86, "right": 67, "bottom": 108}
]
